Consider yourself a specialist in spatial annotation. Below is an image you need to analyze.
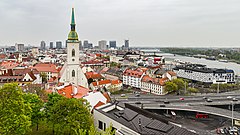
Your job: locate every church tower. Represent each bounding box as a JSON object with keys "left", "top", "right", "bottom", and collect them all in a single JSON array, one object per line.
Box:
[
  {"left": 59, "top": 8, "right": 88, "bottom": 88},
  {"left": 67, "top": 8, "right": 79, "bottom": 65}
]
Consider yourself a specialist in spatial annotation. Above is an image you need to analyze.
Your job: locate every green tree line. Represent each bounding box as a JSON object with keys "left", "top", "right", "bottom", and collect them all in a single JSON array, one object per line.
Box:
[{"left": 0, "top": 83, "right": 115, "bottom": 135}]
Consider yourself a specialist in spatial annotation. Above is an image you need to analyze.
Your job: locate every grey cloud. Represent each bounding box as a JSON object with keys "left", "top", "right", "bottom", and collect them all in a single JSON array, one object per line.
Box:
[{"left": 0, "top": 0, "right": 240, "bottom": 47}]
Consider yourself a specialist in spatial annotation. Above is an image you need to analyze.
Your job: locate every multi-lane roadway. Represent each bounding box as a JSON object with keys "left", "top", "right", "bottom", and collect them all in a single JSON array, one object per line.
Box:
[{"left": 112, "top": 93, "right": 240, "bottom": 120}]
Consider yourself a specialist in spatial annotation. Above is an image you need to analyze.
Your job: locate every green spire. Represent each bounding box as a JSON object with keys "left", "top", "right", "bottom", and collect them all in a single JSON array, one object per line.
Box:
[
  {"left": 71, "top": 8, "right": 75, "bottom": 25},
  {"left": 68, "top": 8, "right": 79, "bottom": 42}
]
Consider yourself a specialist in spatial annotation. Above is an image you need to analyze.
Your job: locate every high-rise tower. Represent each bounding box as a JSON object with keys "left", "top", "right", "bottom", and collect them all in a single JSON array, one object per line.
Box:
[{"left": 59, "top": 8, "right": 88, "bottom": 88}]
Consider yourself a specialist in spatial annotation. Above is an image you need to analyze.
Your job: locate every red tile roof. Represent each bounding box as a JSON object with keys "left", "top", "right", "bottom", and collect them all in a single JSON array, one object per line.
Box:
[
  {"left": 159, "top": 77, "right": 169, "bottom": 86},
  {"left": 33, "top": 63, "right": 58, "bottom": 73},
  {"left": 93, "top": 101, "right": 105, "bottom": 109},
  {"left": 103, "top": 92, "right": 111, "bottom": 103},
  {"left": 58, "top": 84, "right": 73, "bottom": 98},
  {"left": 82, "top": 60, "right": 103, "bottom": 65},
  {"left": 141, "top": 75, "right": 168, "bottom": 86},
  {"left": 73, "top": 86, "right": 91, "bottom": 99},
  {"left": 123, "top": 68, "right": 145, "bottom": 78},
  {"left": 92, "top": 80, "right": 111, "bottom": 86},
  {"left": 85, "top": 72, "right": 103, "bottom": 79},
  {"left": 57, "top": 84, "right": 90, "bottom": 99},
  {"left": 0, "top": 54, "right": 7, "bottom": 59},
  {"left": 111, "top": 80, "right": 122, "bottom": 85},
  {"left": 168, "top": 71, "right": 177, "bottom": 76},
  {"left": 0, "top": 61, "right": 19, "bottom": 69}
]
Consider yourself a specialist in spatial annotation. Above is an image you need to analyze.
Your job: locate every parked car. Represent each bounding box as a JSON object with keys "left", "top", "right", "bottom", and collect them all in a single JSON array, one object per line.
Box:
[
  {"left": 232, "top": 98, "right": 238, "bottom": 101},
  {"left": 164, "top": 101, "right": 170, "bottom": 104},
  {"left": 203, "top": 97, "right": 208, "bottom": 100},
  {"left": 179, "top": 97, "right": 184, "bottom": 100},
  {"left": 135, "top": 101, "right": 141, "bottom": 104},
  {"left": 206, "top": 98, "right": 212, "bottom": 102},
  {"left": 120, "top": 94, "right": 126, "bottom": 97},
  {"left": 160, "top": 104, "right": 166, "bottom": 107},
  {"left": 135, "top": 94, "right": 140, "bottom": 97}
]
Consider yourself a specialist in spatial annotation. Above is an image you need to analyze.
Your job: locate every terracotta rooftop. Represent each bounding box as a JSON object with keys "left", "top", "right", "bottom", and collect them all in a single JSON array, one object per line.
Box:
[
  {"left": 85, "top": 72, "right": 103, "bottom": 79},
  {"left": 123, "top": 68, "right": 145, "bottom": 78},
  {"left": 92, "top": 80, "right": 111, "bottom": 86},
  {"left": 33, "top": 63, "right": 58, "bottom": 73},
  {"left": 168, "top": 71, "right": 177, "bottom": 76},
  {"left": 57, "top": 84, "right": 90, "bottom": 99},
  {"left": 111, "top": 80, "right": 122, "bottom": 85},
  {"left": 0, "top": 61, "right": 19, "bottom": 69}
]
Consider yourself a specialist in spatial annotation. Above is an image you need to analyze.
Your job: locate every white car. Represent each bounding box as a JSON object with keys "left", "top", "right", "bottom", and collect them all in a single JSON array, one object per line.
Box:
[{"left": 120, "top": 94, "right": 126, "bottom": 97}]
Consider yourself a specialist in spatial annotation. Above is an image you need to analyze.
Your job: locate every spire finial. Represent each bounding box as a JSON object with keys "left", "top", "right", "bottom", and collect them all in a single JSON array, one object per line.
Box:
[
  {"left": 68, "top": 8, "right": 79, "bottom": 42},
  {"left": 71, "top": 8, "right": 75, "bottom": 25}
]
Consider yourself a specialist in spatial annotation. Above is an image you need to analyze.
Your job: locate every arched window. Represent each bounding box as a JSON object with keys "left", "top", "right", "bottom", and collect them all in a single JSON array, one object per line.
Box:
[
  {"left": 72, "top": 70, "right": 75, "bottom": 77},
  {"left": 72, "top": 49, "right": 75, "bottom": 57}
]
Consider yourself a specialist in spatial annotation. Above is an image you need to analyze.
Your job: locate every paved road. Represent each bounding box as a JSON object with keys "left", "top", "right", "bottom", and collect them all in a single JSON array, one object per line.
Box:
[{"left": 112, "top": 93, "right": 240, "bottom": 120}]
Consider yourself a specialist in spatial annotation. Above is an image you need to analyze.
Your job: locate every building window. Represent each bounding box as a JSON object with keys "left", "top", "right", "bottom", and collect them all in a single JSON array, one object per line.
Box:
[
  {"left": 72, "top": 49, "right": 75, "bottom": 57},
  {"left": 72, "top": 70, "right": 75, "bottom": 77},
  {"left": 98, "top": 120, "right": 103, "bottom": 130},
  {"left": 104, "top": 123, "right": 106, "bottom": 131}
]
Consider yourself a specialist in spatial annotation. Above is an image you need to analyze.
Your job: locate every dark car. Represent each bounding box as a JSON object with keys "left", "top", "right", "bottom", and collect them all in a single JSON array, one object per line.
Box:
[
  {"left": 160, "top": 104, "right": 166, "bottom": 107},
  {"left": 164, "top": 101, "right": 170, "bottom": 104},
  {"left": 135, "top": 101, "right": 141, "bottom": 104},
  {"left": 135, "top": 94, "right": 140, "bottom": 97}
]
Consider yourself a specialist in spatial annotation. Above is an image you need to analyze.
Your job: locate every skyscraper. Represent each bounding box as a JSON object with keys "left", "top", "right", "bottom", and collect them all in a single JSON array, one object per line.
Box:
[
  {"left": 15, "top": 43, "right": 24, "bottom": 52},
  {"left": 49, "top": 42, "right": 54, "bottom": 49},
  {"left": 109, "top": 41, "right": 117, "bottom": 48},
  {"left": 40, "top": 41, "right": 46, "bottom": 50},
  {"left": 125, "top": 39, "right": 129, "bottom": 48},
  {"left": 56, "top": 41, "right": 62, "bottom": 49},
  {"left": 99, "top": 40, "right": 107, "bottom": 50},
  {"left": 83, "top": 40, "right": 89, "bottom": 48}
]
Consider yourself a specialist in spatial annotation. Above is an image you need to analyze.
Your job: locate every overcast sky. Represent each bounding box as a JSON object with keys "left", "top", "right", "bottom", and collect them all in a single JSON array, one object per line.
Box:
[{"left": 0, "top": 0, "right": 240, "bottom": 47}]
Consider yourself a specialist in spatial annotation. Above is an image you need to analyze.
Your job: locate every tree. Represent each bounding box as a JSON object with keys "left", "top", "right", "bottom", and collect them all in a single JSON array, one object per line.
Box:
[
  {"left": 0, "top": 83, "right": 32, "bottom": 135},
  {"left": 45, "top": 94, "right": 93, "bottom": 135},
  {"left": 24, "top": 84, "right": 48, "bottom": 101},
  {"left": 74, "top": 124, "right": 116, "bottom": 135},
  {"left": 164, "top": 81, "right": 178, "bottom": 93},
  {"left": 172, "top": 78, "right": 185, "bottom": 90},
  {"left": 40, "top": 72, "right": 47, "bottom": 83},
  {"left": 187, "top": 87, "right": 199, "bottom": 94},
  {"left": 110, "top": 62, "right": 119, "bottom": 67},
  {"left": 23, "top": 93, "right": 44, "bottom": 131}
]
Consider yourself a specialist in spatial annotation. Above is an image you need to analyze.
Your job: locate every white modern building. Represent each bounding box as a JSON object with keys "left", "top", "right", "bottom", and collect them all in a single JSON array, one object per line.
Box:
[{"left": 173, "top": 64, "right": 235, "bottom": 84}]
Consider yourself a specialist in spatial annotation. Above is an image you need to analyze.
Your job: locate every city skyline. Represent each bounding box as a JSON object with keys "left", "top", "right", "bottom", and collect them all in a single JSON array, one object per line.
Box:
[{"left": 0, "top": 0, "right": 240, "bottom": 47}]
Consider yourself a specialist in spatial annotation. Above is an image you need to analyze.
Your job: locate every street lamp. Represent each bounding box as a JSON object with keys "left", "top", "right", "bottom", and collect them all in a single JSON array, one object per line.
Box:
[{"left": 232, "top": 101, "right": 234, "bottom": 128}]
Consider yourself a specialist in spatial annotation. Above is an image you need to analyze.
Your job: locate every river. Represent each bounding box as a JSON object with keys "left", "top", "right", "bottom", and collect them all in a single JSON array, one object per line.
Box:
[{"left": 146, "top": 52, "right": 240, "bottom": 75}]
